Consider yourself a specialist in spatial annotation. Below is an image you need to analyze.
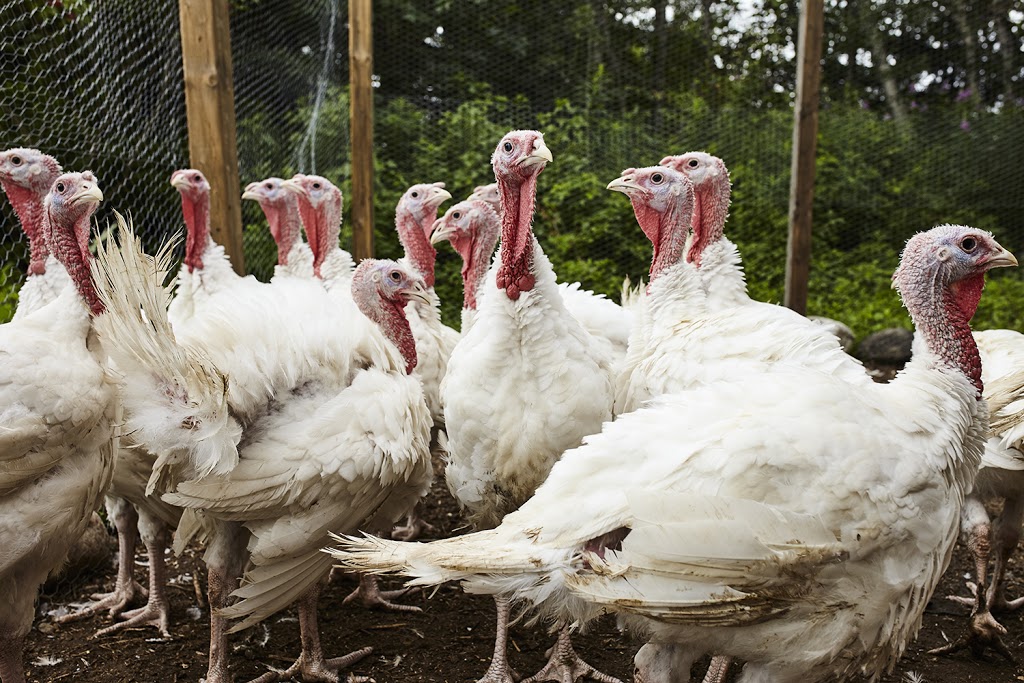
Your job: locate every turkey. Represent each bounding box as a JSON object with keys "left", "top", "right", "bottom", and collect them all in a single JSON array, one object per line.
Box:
[
  {"left": 1, "top": 171, "right": 117, "bottom": 683},
  {"left": 607, "top": 164, "right": 867, "bottom": 418},
  {"left": 0, "top": 148, "right": 69, "bottom": 319},
  {"left": 330, "top": 224, "right": 1015, "bottom": 683},
  {"left": 91, "top": 218, "right": 432, "bottom": 683},
  {"left": 428, "top": 130, "right": 618, "bottom": 683},
  {"left": 429, "top": 198, "right": 501, "bottom": 333},
  {"left": 284, "top": 172, "right": 428, "bottom": 610},
  {"left": 242, "top": 177, "right": 314, "bottom": 279},
  {"left": 930, "top": 328, "right": 1024, "bottom": 660},
  {"left": 466, "top": 179, "right": 634, "bottom": 361}
]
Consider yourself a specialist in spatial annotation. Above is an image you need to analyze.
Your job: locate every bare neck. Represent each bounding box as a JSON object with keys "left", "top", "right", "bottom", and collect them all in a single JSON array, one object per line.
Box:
[
  {"left": 265, "top": 201, "right": 303, "bottom": 267},
  {"left": 3, "top": 182, "right": 49, "bottom": 275},
  {"left": 496, "top": 174, "right": 538, "bottom": 299},
  {"left": 357, "top": 293, "right": 418, "bottom": 374},
  {"left": 633, "top": 200, "right": 688, "bottom": 285},
  {"left": 906, "top": 273, "right": 984, "bottom": 396},
  {"left": 50, "top": 212, "right": 103, "bottom": 316},
  {"left": 182, "top": 193, "right": 211, "bottom": 272},
  {"left": 687, "top": 181, "right": 730, "bottom": 267},
  {"left": 396, "top": 210, "right": 436, "bottom": 288}
]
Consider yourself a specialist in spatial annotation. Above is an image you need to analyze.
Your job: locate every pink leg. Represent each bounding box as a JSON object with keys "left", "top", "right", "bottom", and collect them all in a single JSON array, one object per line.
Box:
[
  {"left": 988, "top": 495, "right": 1024, "bottom": 613},
  {"left": 521, "top": 623, "right": 623, "bottom": 683},
  {"left": 342, "top": 573, "right": 422, "bottom": 612},
  {"left": 249, "top": 582, "right": 373, "bottom": 683},
  {"left": 96, "top": 512, "right": 171, "bottom": 638},
  {"left": 474, "top": 596, "right": 517, "bottom": 683},
  {"left": 204, "top": 523, "right": 250, "bottom": 683},
  {"left": 932, "top": 496, "right": 1013, "bottom": 661},
  {"left": 391, "top": 505, "right": 437, "bottom": 541},
  {"left": 55, "top": 497, "right": 146, "bottom": 626},
  {"left": 0, "top": 634, "right": 26, "bottom": 683}
]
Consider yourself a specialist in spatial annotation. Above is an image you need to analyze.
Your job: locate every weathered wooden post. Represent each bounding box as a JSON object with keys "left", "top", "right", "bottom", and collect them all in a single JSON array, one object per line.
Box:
[
  {"left": 349, "top": 0, "right": 374, "bottom": 261},
  {"left": 178, "top": 0, "right": 245, "bottom": 274},
  {"left": 784, "top": 0, "right": 824, "bottom": 314}
]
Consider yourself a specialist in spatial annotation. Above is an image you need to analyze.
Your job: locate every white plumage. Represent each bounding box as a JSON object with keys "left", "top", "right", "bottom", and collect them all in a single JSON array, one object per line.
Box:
[
  {"left": 329, "top": 224, "right": 1015, "bottom": 683},
  {"left": 0, "top": 172, "right": 116, "bottom": 683}
]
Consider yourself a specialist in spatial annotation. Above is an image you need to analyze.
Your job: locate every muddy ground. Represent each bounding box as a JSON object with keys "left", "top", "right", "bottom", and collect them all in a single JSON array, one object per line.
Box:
[{"left": 23, "top": 469, "right": 1024, "bottom": 683}]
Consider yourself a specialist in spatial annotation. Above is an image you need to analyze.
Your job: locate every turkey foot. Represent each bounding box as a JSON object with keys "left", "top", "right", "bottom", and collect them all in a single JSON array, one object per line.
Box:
[
  {"left": 342, "top": 574, "right": 421, "bottom": 612},
  {"left": 475, "top": 596, "right": 518, "bottom": 683},
  {"left": 391, "top": 507, "right": 436, "bottom": 541},
  {"left": 95, "top": 533, "right": 172, "bottom": 638},
  {"left": 249, "top": 646, "right": 374, "bottom": 683},
  {"left": 520, "top": 624, "right": 623, "bottom": 683},
  {"left": 701, "top": 656, "right": 732, "bottom": 683},
  {"left": 928, "top": 610, "right": 1015, "bottom": 662}
]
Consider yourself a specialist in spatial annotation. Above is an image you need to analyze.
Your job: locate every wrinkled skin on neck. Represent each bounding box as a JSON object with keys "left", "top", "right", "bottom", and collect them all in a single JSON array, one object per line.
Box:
[
  {"left": 351, "top": 266, "right": 418, "bottom": 374},
  {"left": 263, "top": 196, "right": 303, "bottom": 267},
  {"left": 687, "top": 169, "right": 730, "bottom": 267},
  {"left": 396, "top": 209, "right": 436, "bottom": 287},
  {"left": 47, "top": 198, "right": 103, "bottom": 316},
  {"left": 2, "top": 182, "right": 49, "bottom": 274},
  {"left": 631, "top": 197, "right": 689, "bottom": 283},
  {"left": 181, "top": 190, "right": 210, "bottom": 272},
  {"left": 300, "top": 195, "right": 341, "bottom": 279},
  {"left": 495, "top": 174, "right": 539, "bottom": 300}
]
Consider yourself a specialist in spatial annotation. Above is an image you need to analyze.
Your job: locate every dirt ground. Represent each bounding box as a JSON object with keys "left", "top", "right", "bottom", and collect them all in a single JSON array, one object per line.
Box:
[{"left": 23, "top": 467, "right": 1024, "bottom": 683}]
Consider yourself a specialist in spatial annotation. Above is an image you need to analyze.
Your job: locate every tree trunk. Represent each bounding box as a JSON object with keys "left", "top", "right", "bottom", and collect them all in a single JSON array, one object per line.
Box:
[
  {"left": 651, "top": 0, "right": 669, "bottom": 129},
  {"left": 866, "top": 20, "right": 908, "bottom": 126},
  {"left": 991, "top": 0, "right": 1018, "bottom": 101}
]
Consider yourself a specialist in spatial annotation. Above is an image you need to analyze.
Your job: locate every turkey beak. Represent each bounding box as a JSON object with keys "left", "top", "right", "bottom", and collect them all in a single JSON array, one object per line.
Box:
[
  {"left": 521, "top": 139, "right": 553, "bottom": 169},
  {"left": 984, "top": 246, "right": 1018, "bottom": 270},
  {"left": 241, "top": 182, "right": 262, "bottom": 201},
  {"left": 430, "top": 219, "right": 454, "bottom": 246},
  {"left": 170, "top": 173, "right": 190, "bottom": 192},
  {"left": 431, "top": 186, "right": 453, "bottom": 205},
  {"left": 282, "top": 178, "right": 308, "bottom": 197},
  {"left": 70, "top": 181, "right": 104, "bottom": 206},
  {"left": 404, "top": 281, "right": 432, "bottom": 305},
  {"left": 607, "top": 175, "right": 643, "bottom": 196}
]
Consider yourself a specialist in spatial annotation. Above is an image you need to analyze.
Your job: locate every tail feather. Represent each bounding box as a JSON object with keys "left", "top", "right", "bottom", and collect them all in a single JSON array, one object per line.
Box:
[
  {"left": 220, "top": 551, "right": 335, "bottom": 633},
  {"left": 91, "top": 214, "right": 241, "bottom": 477}
]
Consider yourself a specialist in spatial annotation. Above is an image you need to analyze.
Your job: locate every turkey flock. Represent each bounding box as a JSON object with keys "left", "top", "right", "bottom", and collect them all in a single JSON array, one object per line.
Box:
[{"left": 1, "top": 130, "right": 1023, "bottom": 683}]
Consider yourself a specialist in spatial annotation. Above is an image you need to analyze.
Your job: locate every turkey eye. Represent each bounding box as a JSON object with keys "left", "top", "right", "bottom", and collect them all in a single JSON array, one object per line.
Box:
[
  {"left": 389, "top": 271, "right": 402, "bottom": 282},
  {"left": 651, "top": 173, "right": 664, "bottom": 184},
  {"left": 55, "top": 182, "right": 65, "bottom": 193},
  {"left": 192, "top": 174, "right": 201, "bottom": 182},
  {"left": 961, "top": 237, "right": 978, "bottom": 252},
  {"left": 687, "top": 159, "right": 699, "bottom": 168},
  {"left": 312, "top": 182, "right": 322, "bottom": 190},
  {"left": 10, "top": 155, "right": 22, "bottom": 165},
  {"left": 452, "top": 212, "right": 461, "bottom": 220},
  {"left": 503, "top": 142, "right": 513, "bottom": 152},
  {"left": 264, "top": 182, "right": 274, "bottom": 190}
]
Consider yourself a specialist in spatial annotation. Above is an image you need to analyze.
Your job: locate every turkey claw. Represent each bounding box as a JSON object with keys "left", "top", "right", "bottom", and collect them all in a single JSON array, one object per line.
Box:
[{"left": 928, "top": 611, "right": 1015, "bottom": 662}]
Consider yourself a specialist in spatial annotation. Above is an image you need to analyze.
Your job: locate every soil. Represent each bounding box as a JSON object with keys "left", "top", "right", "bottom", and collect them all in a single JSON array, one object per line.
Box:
[{"left": 22, "top": 465, "right": 1024, "bottom": 683}]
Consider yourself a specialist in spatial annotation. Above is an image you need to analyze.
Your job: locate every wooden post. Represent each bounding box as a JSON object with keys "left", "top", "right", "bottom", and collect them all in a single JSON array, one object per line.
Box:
[
  {"left": 784, "top": 0, "right": 824, "bottom": 315},
  {"left": 349, "top": 0, "right": 374, "bottom": 261},
  {"left": 178, "top": 0, "right": 245, "bottom": 274}
]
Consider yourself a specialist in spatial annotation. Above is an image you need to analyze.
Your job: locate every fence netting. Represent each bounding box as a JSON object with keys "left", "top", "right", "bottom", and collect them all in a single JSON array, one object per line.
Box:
[{"left": 2, "top": 1, "right": 1023, "bottom": 337}]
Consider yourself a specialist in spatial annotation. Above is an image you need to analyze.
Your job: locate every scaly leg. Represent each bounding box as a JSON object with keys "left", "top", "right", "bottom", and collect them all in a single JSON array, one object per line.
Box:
[
  {"left": 204, "top": 522, "right": 249, "bottom": 683},
  {"left": 521, "top": 623, "right": 623, "bottom": 683},
  {"left": 96, "top": 510, "right": 172, "bottom": 637},
  {"left": 342, "top": 573, "right": 421, "bottom": 612},
  {"left": 988, "top": 495, "right": 1024, "bottom": 613},
  {"left": 56, "top": 497, "right": 146, "bottom": 625},
  {"left": 391, "top": 505, "right": 437, "bottom": 541},
  {"left": 701, "top": 656, "right": 732, "bottom": 683},
  {"left": 931, "top": 495, "right": 1013, "bottom": 661},
  {"left": 473, "top": 596, "right": 517, "bottom": 683},
  {"left": 249, "top": 582, "right": 373, "bottom": 683}
]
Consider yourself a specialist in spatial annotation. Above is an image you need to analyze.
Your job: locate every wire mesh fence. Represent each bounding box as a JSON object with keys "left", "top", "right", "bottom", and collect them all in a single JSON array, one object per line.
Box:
[{"left": 1, "top": 1, "right": 1023, "bottom": 337}]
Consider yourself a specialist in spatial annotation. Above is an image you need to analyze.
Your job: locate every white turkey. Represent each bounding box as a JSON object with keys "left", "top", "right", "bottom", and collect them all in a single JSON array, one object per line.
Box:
[
  {"left": 463, "top": 179, "right": 633, "bottom": 361},
  {"left": 242, "top": 176, "right": 314, "bottom": 279},
  {"left": 429, "top": 198, "right": 501, "bottom": 333},
  {"left": 1, "top": 171, "right": 117, "bottom": 683},
  {"left": 430, "top": 130, "right": 618, "bottom": 683},
  {"left": 330, "top": 223, "right": 1015, "bottom": 683},
  {"left": 91, "top": 217, "right": 432, "bottom": 683},
  {"left": 0, "top": 148, "right": 69, "bottom": 319},
  {"left": 283, "top": 172, "right": 429, "bottom": 610},
  {"left": 929, "top": 328, "right": 1024, "bottom": 660}
]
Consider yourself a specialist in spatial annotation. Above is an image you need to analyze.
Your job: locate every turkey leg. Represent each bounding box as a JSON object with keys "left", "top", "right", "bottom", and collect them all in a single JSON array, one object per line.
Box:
[
  {"left": 521, "top": 623, "right": 623, "bottom": 683},
  {"left": 97, "top": 509, "right": 171, "bottom": 637}
]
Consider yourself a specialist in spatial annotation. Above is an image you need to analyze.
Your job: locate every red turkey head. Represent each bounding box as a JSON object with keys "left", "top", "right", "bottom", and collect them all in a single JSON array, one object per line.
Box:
[
  {"left": 282, "top": 174, "right": 342, "bottom": 278},
  {"left": 0, "top": 148, "right": 63, "bottom": 275},
  {"left": 170, "top": 168, "right": 211, "bottom": 272}
]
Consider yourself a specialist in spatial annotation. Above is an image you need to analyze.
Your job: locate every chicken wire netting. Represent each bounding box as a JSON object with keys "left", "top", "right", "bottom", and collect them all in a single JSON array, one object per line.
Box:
[{"left": 1, "top": 1, "right": 1023, "bottom": 336}]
